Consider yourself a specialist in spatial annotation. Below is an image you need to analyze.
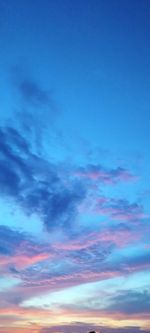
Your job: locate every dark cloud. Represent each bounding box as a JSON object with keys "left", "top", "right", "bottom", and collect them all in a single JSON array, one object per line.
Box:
[
  {"left": 108, "top": 289, "right": 150, "bottom": 314},
  {"left": 102, "top": 327, "right": 150, "bottom": 333},
  {"left": 0, "top": 126, "right": 31, "bottom": 183},
  {"left": 0, "top": 126, "right": 29, "bottom": 153},
  {"left": 19, "top": 79, "right": 50, "bottom": 106},
  {"left": 0, "top": 160, "right": 21, "bottom": 196},
  {"left": 41, "top": 324, "right": 150, "bottom": 333},
  {"left": 44, "top": 182, "right": 85, "bottom": 230},
  {"left": 0, "top": 125, "right": 86, "bottom": 231},
  {"left": 40, "top": 323, "right": 96, "bottom": 333}
]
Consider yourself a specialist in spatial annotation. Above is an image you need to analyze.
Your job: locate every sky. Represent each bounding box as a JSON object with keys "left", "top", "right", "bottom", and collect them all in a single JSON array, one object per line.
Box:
[{"left": 0, "top": 0, "right": 150, "bottom": 332}]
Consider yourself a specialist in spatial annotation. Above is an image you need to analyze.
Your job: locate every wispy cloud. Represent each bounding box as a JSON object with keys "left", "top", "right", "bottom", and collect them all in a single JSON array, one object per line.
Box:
[
  {"left": 75, "top": 164, "right": 136, "bottom": 184},
  {"left": 94, "top": 197, "right": 147, "bottom": 222}
]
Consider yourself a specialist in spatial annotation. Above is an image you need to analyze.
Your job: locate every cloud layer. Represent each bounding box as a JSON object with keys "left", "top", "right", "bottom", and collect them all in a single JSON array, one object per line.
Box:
[{"left": 0, "top": 75, "right": 149, "bottom": 333}]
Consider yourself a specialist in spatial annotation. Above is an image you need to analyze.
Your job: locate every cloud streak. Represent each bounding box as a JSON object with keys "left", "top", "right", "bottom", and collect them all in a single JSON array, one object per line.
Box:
[
  {"left": 75, "top": 164, "right": 136, "bottom": 184},
  {"left": 94, "top": 197, "right": 147, "bottom": 222}
]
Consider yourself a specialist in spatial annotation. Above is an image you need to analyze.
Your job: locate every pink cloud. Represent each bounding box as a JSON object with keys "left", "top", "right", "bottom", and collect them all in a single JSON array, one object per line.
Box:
[
  {"left": 93, "top": 197, "right": 148, "bottom": 223},
  {"left": 0, "top": 252, "right": 51, "bottom": 270},
  {"left": 75, "top": 165, "right": 137, "bottom": 185}
]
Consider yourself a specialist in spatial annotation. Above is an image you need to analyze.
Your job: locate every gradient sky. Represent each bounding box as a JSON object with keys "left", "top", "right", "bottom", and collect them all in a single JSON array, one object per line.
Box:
[{"left": 0, "top": 1, "right": 150, "bottom": 333}]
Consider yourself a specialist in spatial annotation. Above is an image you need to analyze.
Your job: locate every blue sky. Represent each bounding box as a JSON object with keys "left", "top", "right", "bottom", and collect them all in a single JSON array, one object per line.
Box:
[{"left": 0, "top": 1, "right": 150, "bottom": 333}]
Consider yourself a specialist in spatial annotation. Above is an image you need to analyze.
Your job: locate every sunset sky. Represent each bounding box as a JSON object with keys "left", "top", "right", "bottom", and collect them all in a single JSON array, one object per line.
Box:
[{"left": 0, "top": 1, "right": 150, "bottom": 333}]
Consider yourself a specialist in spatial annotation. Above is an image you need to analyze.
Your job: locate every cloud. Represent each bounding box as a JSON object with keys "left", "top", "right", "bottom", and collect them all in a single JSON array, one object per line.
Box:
[
  {"left": 0, "top": 323, "right": 149, "bottom": 333},
  {"left": 1, "top": 121, "right": 140, "bottom": 237},
  {"left": 0, "top": 225, "right": 116, "bottom": 302},
  {"left": 107, "top": 290, "right": 150, "bottom": 314},
  {"left": 11, "top": 67, "right": 54, "bottom": 110},
  {"left": 0, "top": 86, "right": 149, "bottom": 330},
  {"left": 1, "top": 293, "right": 150, "bottom": 333},
  {"left": 11, "top": 246, "right": 149, "bottom": 296},
  {"left": 0, "top": 219, "right": 149, "bottom": 303},
  {"left": 95, "top": 197, "right": 145, "bottom": 222},
  {"left": 0, "top": 102, "right": 139, "bottom": 234},
  {"left": 0, "top": 225, "right": 27, "bottom": 256},
  {"left": 0, "top": 226, "right": 53, "bottom": 275},
  {"left": 123, "top": 251, "right": 150, "bottom": 273},
  {"left": 53, "top": 222, "right": 140, "bottom": 251},
  {"left": 10, "top": 68, "right": 61, "bottom": 152},
  {"left": 75, "top": 164, "right": 136, "bottom": 184},
  {"left": 69, "top": 242, "right": 112, "bottom": 266},
  {"left": 41, "top": 325, "right": 150, "bottom": 333},
  {"left": 18, "top": 79, "right": 50, "bottom": 106},
  {"left": 0, "top": 125, "right": 86, "bottom": 232}
]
